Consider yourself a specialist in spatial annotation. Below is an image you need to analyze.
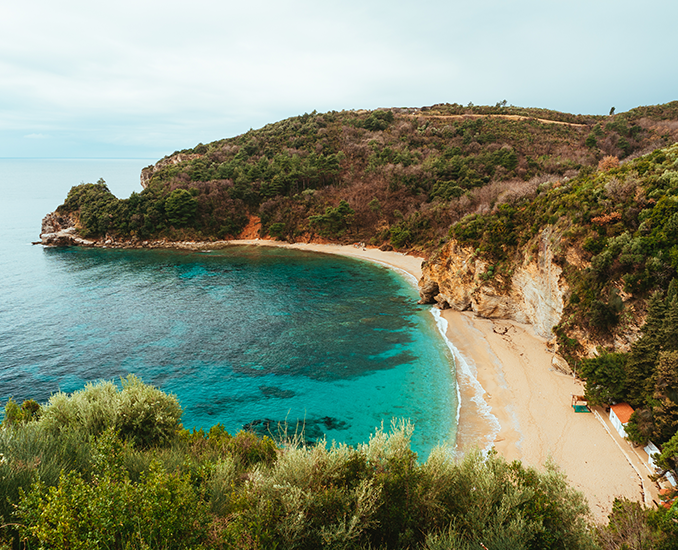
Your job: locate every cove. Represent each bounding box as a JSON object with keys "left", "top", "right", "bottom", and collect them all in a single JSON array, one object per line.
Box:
[{"left": 2, "top": 243, "right": 457, "bottom": 457}]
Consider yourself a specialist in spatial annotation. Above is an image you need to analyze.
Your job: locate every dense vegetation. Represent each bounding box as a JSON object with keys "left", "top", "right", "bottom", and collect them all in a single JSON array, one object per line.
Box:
[
  {"left": 54, "top": 102, "right": 678, "bottom": 251},
  {"left": 3, "top": 378, "right": 676, "bottom": 550},
  {"left": 448, "top": 139, "right": 678, "bottom": 486}
]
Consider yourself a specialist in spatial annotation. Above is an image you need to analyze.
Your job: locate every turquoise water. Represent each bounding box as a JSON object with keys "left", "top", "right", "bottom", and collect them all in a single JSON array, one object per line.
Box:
[{"left": 0, "top": 159, "right": 457, "bottom": 456}]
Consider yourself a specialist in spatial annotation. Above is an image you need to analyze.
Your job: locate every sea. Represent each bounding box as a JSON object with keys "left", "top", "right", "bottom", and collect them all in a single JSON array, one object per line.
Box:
[{"left": 0, "top": 158, "right": 459, "bottom": 457}]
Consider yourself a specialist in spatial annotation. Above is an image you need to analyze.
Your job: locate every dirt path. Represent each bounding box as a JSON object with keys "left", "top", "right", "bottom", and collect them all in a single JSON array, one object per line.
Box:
[{"left": 411, "top": 113, "right": 588, "bottom": 128}]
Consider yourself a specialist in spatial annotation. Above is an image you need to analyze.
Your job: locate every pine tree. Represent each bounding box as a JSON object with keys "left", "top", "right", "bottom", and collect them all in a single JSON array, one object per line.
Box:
[
  {"left": 661, "top": 297, "right": 678, "bottom": 352},
  {"left": 666, "top": 277, "right": 678, "bottom": 304},
  {"left": 652, "top": 351, "right": 678, "bottom": 443},
  {"left": 624, "top": 291, "right": 666, "bottom": 406}
]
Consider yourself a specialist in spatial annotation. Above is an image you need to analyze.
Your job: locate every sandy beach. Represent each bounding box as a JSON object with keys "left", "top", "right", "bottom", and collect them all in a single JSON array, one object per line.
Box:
[
  {"left": 224, "top": 240, "right": 656, "bottom": 521},
  {"left": 444, "top": 311, "right": 661, "bottom": 520},
  {"left": 225, "top": 239, "right": 424, "bottom": 279}
]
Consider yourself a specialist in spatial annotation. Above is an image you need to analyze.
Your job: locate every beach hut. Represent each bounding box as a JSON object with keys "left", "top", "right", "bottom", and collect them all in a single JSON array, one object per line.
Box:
[
  {"left": 571, "top": 395, "right": 591, "bottom": 413},
  {"left": 646, "top": 442, "right": 678, "bottom": 487},
  {"left": 609, "top": 403, "right": 634, "bottom": 438}
]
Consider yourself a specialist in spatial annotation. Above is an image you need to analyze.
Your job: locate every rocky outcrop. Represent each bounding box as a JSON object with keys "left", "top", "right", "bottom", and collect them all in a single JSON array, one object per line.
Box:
[
  {"left": 419, "top": 227, "right": 569, "bottom": 339},
  {"left": 140, "top": 153, "right": 204, "bottom": 188},
  {"left": 39, "top": 212, "right": 95, "bottom": 246}
]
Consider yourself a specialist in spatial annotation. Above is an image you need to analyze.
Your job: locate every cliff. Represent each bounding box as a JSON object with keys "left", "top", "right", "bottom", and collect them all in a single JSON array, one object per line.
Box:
[
  {"left": 39, "top": 212, "right": 95, "bottom": 247},
  {"left": 140, "top": 152, "right": 204, "bottom": 188},
  {"left": 419, "top": 227, "right": 569, "bottom": 335}
]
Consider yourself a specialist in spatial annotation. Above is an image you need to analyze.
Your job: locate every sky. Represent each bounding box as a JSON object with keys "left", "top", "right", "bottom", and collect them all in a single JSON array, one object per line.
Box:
[{"left": 1, "top": 0, "right": 676, "bottom": 159}]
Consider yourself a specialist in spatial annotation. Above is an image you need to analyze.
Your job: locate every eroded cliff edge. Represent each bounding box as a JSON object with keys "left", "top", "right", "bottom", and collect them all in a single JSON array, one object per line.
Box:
[
  {"left": 418, "top": 227, "right": 569, "bottom": 341},
  {"left": 40, "top": 212, "right": 95, "bottom": 247}
]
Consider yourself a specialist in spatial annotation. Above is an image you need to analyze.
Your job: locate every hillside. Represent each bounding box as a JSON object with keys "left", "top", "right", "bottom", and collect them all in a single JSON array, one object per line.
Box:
[
  {"left": 419, "top": 139, "right": 678, "bottom": 487},
  {"left": 41, "top": 100, "right": 678, "bottom": 461},
  {"left": 44, "top": 102, "right": 678, "bottom": 252}
]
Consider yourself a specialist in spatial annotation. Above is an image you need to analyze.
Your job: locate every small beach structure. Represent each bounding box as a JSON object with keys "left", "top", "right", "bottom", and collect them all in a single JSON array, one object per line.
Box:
[
  {"left": 571, "top": 395, "right": 591, "bottom": 413},
  {"left": 646, "top": 442, "right": 678, "bottom": 487},
  {"left": 609, "top": 403, "right": 634, "bottom": 438}
]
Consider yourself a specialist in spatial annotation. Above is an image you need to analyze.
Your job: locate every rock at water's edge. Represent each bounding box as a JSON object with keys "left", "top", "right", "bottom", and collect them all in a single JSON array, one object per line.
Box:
[
  {"left": 418, "top": 228, "right": 568, "bottom": 339},
  {"left": 40, "top": 212, "right": 94, "bottom": 247}
]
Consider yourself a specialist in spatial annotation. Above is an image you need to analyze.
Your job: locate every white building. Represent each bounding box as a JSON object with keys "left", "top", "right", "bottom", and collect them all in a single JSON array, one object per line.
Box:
[
  {"left": 645, "top": 441, "right": 677, "bottom": 487},
  {"left": 609, "top": 403, "right": 634, "bottom": 439}
]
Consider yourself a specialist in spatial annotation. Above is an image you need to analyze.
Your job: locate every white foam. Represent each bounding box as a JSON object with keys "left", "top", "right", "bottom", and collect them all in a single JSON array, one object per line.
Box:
[{"left": 430, "top": 308, "right": 501, "bottom": 454}]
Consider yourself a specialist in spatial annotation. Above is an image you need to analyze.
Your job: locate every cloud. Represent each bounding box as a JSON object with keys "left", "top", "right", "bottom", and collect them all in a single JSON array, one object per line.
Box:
[{"left": 1, "top": 0, "right": 676, "bottom": 157}]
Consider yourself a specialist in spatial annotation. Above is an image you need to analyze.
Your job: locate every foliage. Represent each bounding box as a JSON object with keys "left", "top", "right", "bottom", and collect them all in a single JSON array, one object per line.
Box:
[
  {"left": 165, "top": 188, "right": 198, "bottom": 228},
  {"left": 361, "top": 109, "right": 395, "bottom": 131},
  {"left": 580, "top": 350, "right": 627, "bottom": 405},
  {"left": 206, "top": 422, "right": 595, "bottom": 550},
  {"left": 595, "top": 497, "right": 678, "bottom": 550},
  {"left": 309, "top": 199, "right": 355, "bottom": 238},
  {"left": 2, "top": 387, "right": 601, "bottom": 550},
  {"left": 16, "top": 430, "right": 209, "bottom": 550},
  {"left": 1, "top": 398, "right": 40, "bottom": 427},
  {"left": 38, "top": 375, "right": 183, "bottom": 447},
  {"left": 7, "top": 380, "right": 678, "bottom": 548},
  {"left": 53, "top": 103, "right": 678, "bottom": 251}
]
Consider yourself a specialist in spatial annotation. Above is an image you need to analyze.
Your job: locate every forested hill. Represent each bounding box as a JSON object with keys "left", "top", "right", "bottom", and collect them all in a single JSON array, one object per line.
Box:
[{"left": 52, "top": 102, "right": 678, "bottom": 251}]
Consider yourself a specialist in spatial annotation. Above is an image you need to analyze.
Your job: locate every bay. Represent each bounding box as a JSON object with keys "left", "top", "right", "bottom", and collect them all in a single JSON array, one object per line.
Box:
[{"left": 0, "top": 159, "right": 457, "bottom": 456}]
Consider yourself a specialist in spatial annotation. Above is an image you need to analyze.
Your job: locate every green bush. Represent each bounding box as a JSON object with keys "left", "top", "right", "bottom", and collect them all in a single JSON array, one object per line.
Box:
[
  {"left": 390, "top": 225, "right": 412, "bottom": 249},
  {"left": 16, "top": 431, "right": 209, "bottom": 550},
  {"left": 39, "top": 375, "right": 182, "bottom": 448},
  {"left": 1, "top": 398, "right": 40, "bottom": 427}
]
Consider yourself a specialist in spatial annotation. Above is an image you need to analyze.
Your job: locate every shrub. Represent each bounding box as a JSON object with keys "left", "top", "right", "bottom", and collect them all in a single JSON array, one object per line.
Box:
[
  {"left": 16, "top": 431, "right": 209, "bottom": 550},
  {"left": 1, "top": 398, "right": 40, "bottom": 427},
  {"left": 38, "top": 375, "right": 183, "bottom": 448},
  {"left": 598, "top": 155, "right": 620, "bottom": 172}
]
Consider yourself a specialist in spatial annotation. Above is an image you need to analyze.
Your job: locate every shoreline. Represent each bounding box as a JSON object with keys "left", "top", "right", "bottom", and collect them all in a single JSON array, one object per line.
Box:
[
  {"left": 223, "top": 240, "right": 654, "bottom": 520},
  {"left": 45, "top": 237, "right": 656, "bottom": 520},
  {"left": 444, "top": 310, "right": 657, "bottom": 520}
]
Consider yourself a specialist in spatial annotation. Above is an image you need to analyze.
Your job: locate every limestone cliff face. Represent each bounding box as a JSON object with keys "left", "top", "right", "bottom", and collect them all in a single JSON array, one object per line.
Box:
[
  {"left": 40, "top": 212, "right": 94, "bottom": 246},
  {"left": 419, "top": 227, "right": 569, "bottom": 339},
  {"left": 140, "top": 153, "right": 204, "bottom": 188}
]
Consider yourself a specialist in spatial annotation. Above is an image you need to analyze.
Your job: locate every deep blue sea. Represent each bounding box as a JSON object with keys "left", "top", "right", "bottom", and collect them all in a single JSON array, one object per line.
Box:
[{"left": 0, "top": 159, "right": 458, "bottom": 456}]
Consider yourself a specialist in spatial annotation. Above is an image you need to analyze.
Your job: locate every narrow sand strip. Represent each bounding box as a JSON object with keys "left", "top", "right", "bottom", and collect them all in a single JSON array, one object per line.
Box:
[
  {"left": 223, "top": 240, "right": 652, "bottom": 520},
  {"left": 225, "top": 239, "right": 424, "bottom": 280}
]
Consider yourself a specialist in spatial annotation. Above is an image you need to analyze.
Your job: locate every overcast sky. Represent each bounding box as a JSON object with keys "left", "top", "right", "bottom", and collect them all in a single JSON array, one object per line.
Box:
[{"left": 1, "top": 0, "right": 676, "bottom": 159}]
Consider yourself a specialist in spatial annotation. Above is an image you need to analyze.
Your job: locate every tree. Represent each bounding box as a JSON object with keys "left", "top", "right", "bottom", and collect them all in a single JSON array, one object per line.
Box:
[
  {"left": 625, "top": 292, "right": 666, "bottom": 405},
  {"left": 655, "top": 430, "right": 678, "bottom": 482},
  {"left": 580, "top": 350, "right": 627, "bottom": 405},
  {"left": 585, "top": 133, "right": 598, "bottom": 149},
  {"left": 652, "top": 351, "right": 678, "bottom": 443},
  {"left": 165, "top": 188, "right": 197, "bottom": 228},
  {"left": 661, "top": 298, "right": 678, "bottom": 352},
  {"left": 309, "top": 199, "right": 355, "bottom": 238}
]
